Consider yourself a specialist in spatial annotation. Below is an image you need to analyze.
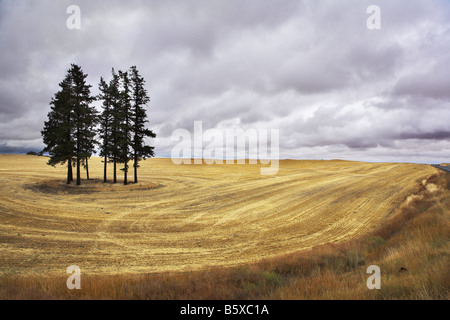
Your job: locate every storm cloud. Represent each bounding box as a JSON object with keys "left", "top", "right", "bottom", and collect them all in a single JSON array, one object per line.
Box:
[{"left": 0, "top": 0, "right": 449, "bottom": 163}]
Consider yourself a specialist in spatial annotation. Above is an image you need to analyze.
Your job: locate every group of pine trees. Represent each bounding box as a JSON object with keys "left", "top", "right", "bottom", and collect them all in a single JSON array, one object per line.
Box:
[{"left": 41, "top": 64, "right": 156, "bottom": 185}]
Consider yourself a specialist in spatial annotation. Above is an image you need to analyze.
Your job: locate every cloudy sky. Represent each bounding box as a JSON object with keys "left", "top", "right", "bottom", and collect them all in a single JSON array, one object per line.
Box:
[{"left": 1, "top": 0, "right": 449, "bottom": 163}]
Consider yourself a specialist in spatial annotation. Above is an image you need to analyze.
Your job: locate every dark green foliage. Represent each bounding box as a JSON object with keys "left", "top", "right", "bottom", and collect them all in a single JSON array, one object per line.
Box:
[
  {"left": 42, "top": 64, "right": 156, "bottom": 186},
  {"left": 41, "top": 64, "right": 97, "bottom": 185},
  {"left": 41, "top": 76, "right": 75, "bottom": 184},
  {"left": 108, "top": 69, "right": 122, "bottom": 183},
  {"left": 69, "top": 64, "right": 97, "bottom": 185},
  {"left": 129, "top": 66, "right": 156, "bottom": 183},
  {"left": 97, "top": 66, "right": 156, "bottom": 185},
  {"left": 118, "top": 69, "right": 132, "bottom": 185},
  {"left": 98, "top": 75, "right": 114, "bottom": 182}
]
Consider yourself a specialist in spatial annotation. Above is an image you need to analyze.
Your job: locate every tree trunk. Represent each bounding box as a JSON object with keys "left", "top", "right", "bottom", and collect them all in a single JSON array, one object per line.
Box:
[
  {"left": 103, "top": 155, "right": 107, "bottom": 182},
  {"left": 76, "top": 112, "right": 81, "bottom": 185},
  {"left": 85, "top": 157, "right": 90, "bottom": 180},
  {"left": 134, "top": 152, "right": 138, "bottom": 184},
  {"left": 76, "top": 157, "right": 81, "bottom": 185},
  {"left": 67, "top": 158, "right": 72, "bottom": 184},
  {"left": 124, "top": 162, "right": 128, "bottom": 185},
  {"left": 66, "top": 112, "right": 73, "bottom": 183},
  {"left": 113, "top": 158, "right": 117, "bottom": 183}
]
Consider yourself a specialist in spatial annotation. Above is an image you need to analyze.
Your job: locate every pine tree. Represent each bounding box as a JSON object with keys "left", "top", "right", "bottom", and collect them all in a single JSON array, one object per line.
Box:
[
  {"left": 108, "top": 69, "right": 122, "bottom": 183},
  {"left": 43, "top": 64, "right": 156, "bottom": 186},
  {"left": 70, "top": 64, "right": 97, "bottom": 185},
  {"left": 118, "top": 70, "right": 132, "bottom": 185},
  {"left": 98, "top": 76, "right": 113, "bottom": 182},
  {"left": 42, "top": 64, "right": 97, "bottom": 185},
  {"left": 129, "top": 66, "right": 156, "bottom": 183},
  {"left": 41, "top": 76, "right": 75, "bottom": 184}
]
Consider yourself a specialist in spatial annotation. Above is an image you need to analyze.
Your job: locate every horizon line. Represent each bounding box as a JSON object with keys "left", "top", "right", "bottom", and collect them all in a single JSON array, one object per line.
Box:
[{"left": 1, "top": 152, "right": 444, "bottom": 165}]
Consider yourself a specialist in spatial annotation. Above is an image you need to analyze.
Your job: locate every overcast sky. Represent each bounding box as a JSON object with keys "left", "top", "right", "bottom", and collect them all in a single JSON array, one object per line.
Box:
[{"left": 1, "top": 0, "right": 449, "bottom": 163}]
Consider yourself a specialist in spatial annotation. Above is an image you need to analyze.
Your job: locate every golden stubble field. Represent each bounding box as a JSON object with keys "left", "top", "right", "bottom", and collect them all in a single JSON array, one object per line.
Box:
[{"left": 0, "top": 154, "right": 438, "bottom": 276}]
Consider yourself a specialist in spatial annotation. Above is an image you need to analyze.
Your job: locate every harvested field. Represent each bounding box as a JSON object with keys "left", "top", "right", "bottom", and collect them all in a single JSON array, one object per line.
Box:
[{"left": 0, "top": 154, "right": 438, "bottom": 276}]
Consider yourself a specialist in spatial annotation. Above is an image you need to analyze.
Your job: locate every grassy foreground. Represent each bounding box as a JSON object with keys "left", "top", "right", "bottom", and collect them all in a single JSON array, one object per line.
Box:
[
  {"left": 0, "top": 155, "right": 440, "bottom": 276},
  {"left": 1, "top": 171, "right": 448, "bottom": 300}
]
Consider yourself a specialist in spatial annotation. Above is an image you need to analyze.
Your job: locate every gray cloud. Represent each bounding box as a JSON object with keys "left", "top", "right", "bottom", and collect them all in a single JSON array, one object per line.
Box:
[
  {"left": 0, "top": 0, "right": 449, "bottom": 163},
  {"left": 393, "top": 67, "right": 450, "bottom": 100}
]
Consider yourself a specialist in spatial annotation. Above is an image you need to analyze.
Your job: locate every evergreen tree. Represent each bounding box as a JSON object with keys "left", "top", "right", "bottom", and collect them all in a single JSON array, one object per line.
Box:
[
  {"left": 70, "top": 64, "right": 97, "bottom": 185},
  {"left": 108, "top": 69, "right": 122, "bottom": 183},
  {"left": 41, "top": 75, "right": 75, "bottom": 184},
  {"left": 129, "top": 66, "right": 156, "bottom": 183},
  {"left": 43, "top": 64, "right": 156, "bottom": 186},
  {"left": 118, "top": 70, "right": 132, "bottom": 185},
  {"left": 42, "top": 64, "right": 97, "bottom": 185},
  {"left": 98, "top": 76, "right": 113, "bottom": 182}
]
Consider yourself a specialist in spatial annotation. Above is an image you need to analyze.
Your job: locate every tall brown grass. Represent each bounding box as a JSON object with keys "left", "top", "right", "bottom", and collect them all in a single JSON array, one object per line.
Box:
[{"left": 1, "top": 172, "right": 448, "bottom": 300}]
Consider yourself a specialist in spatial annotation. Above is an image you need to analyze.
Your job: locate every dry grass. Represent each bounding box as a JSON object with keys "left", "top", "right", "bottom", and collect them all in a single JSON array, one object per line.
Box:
[{"left": 0, "top": 154, "right": 448, "bottom": 299}]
